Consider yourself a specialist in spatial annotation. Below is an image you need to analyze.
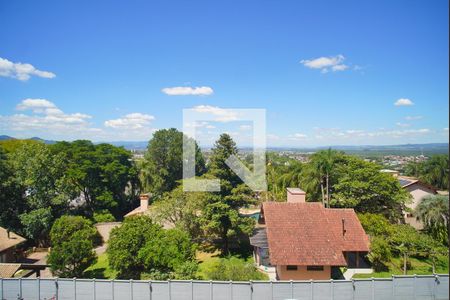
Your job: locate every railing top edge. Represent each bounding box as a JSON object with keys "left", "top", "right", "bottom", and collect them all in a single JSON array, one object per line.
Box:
[{"left": 1, "top": 274, "right": 448, "bottom": 282}]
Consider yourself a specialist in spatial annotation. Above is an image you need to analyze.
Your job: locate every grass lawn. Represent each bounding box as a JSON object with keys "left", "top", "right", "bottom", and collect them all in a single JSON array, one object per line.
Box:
[
  {"left": 353, "top": 256, "right": 449, "bottom": 278},
  {"left": 196, "top": 249, "right": 269, "bottom": 280},
  {"left": 83, "top": 252, "right": 117, "bottom": 279},
  {"left": 196, "top": 248, "right": 222, "bottom": 279}
]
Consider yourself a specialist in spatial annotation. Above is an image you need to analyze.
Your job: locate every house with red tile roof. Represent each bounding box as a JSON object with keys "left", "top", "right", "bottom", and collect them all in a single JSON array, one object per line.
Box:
[{"left": 250, "top": 188, "right": 370, "bottom": 280}]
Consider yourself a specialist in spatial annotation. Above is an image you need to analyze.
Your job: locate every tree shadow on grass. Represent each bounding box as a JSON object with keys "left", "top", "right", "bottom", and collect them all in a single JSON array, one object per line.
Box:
[{"left": 83, "top": 268, "right": 107, "bottom": 279}]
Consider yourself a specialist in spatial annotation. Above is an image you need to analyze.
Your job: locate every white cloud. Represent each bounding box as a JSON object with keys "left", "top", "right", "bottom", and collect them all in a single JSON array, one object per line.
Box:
[
  {"left": 0, "top": 99, "right": 95, "bottom": 137},
  {"left": 104, "top": 113, "right": 155, "bottom": 129},
  {"left": 162, "top": 86, "right": 213, "bottom": 96},
  {"left": 300, "top": 55, "right": 349, "bottom": 73},
  {"left": 288, "top": 133, "right": 308, "bottom": 140},
  {"left": 396, "top": 122, "right": 411, "bottom": 128},
  {"left": 1, "top": 99, "right": 160, "bottom": 141},
  {"left": 0, "top": 57, "right": 55, "bottom": 81},
  {"left": 345, "top": 130, "right": 365, "bottom": 134},
  {"left": 366, "top": 128, "right": 430, "bottom": 138},
  {"left": 267, "top": 134, "right": 280, "bottom": 141},
  {"left": 184, "top": 121, "right": 216, "bottom": 129},
  {"left": 239, "top": 125, "right": 252, "bottom": 131},
  {"left": 191, "top": 105, "right": 238, "bottom": 122},
  {"left": 394, "top": 98, "right": 414, "bottom": 106},
  {"left": 444, "top": 128, "right": 449, "bottom": 132},
  {"left": 405, "top": 115, "right": 423, "bottom": 120},
  {"left": 332, "top": 64, "right": 349, "bottom": 71}
]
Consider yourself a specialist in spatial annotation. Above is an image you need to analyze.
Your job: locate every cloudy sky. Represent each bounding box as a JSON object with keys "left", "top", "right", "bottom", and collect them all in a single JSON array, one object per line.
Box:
[{"left": 0, "top": 0, "right": 448, "bottom": 147}]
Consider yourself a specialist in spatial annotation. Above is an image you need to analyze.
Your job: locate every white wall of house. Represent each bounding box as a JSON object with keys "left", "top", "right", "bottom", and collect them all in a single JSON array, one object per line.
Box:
[{"left": 404, "top": 183, "right": 436, "bottom": 230}]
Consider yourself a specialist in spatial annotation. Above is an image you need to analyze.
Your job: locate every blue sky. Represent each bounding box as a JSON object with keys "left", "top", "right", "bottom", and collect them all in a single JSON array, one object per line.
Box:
[{"left": 0, "top": 0, "right": 448, "bottom": 147}]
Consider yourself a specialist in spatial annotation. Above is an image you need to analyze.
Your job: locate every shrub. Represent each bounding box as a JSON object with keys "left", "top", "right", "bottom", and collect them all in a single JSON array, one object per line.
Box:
[
  {"left": 107, "top": 216, "right": 197, "bottom": 279},
  {"left": 203, "top": 256, "right": 267, "bottom": 281},
  {"left": 93, "top": 210, "right": 116, "bottom": 223}
]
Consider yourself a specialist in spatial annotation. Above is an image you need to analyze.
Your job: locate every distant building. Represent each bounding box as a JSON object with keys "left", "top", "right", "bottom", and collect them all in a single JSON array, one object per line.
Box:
[
  {"left": 250, "top": 188, "right": 370, "bottom": 280},
  {"left": 0, "top": 227, "right": 26, "bottom": 263},
  {"left": 398, "top": 176, "right": 437, "bottom": 230}
]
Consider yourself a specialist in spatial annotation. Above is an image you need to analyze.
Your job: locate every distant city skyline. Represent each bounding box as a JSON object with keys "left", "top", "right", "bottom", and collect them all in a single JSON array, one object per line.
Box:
[{"left": 0, "top": 0, "right": 448, "bottom": 147}]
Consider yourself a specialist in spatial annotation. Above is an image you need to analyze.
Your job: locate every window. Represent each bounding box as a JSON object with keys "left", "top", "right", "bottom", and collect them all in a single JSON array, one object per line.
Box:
[
  {"left": 307, "top": 266, "right": 324, "bottom": 271},
  {"left": 286, "top": 265, "right": 298, "bottom": 271}
]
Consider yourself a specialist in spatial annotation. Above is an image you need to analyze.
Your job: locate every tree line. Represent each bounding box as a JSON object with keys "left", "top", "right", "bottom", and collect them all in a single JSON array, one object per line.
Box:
[
  {"left": 1, "top": 131, "right": 448, "bottom": 279},
  {"left": 0, "top": 139, "right": 139, "bottom": 246}
]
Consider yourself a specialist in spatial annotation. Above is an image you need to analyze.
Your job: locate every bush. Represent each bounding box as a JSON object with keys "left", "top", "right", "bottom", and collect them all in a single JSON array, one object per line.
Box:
[
  {"left": 203, "top": 256, "right": 267, "bottom": 281},
  {"left": 93, "top": 210, "right": 116, "bottom": 223},
  {"left": 367, "top": 236, "right": 392, "bottom": 272},
  {"left": 174, "top": 261, "right": 200, "bottom": 279},
  {"left": 107, "top": 216, "right": 197, "bottom": 279},
  {"left": 107, "top": 216, "right": 162, "bottom": 279},
  {"left": 139, "top": 228, "right": 197, "bottom": 272},
  {"left": 48, "top": 216, "right": 97, "bottom": 278}
]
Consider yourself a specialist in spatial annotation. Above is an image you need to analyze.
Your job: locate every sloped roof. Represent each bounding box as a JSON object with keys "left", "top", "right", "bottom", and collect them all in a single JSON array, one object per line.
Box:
[
  {"left": 0, "top": 227, "right": 26, "bottom": 253},
  {"left": 249, "top": 228, "right": 268, "bottom": 248},
  {"left": 397, "top": 176, "right": 419, "bottom": 188},
  {"left": 0, "top": 263, "right": 21, "bottom": 278},
  {"left": 398, "top": 176, "right": 437, "bottom": 192},
  {"left": 261, "top": 202, "right": 369, "bottom": 266}
]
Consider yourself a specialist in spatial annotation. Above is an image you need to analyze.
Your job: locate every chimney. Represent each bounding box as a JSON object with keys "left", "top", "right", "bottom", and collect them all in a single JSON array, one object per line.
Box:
[
  {"left": 140, "top": 193, "right": 150, "bottom": 211},
  {"left": 286, "top": 188, "right": 306, "bottom": 203},
  {"left": 342, "top": 218, "right": 347, "bottom": 236}
]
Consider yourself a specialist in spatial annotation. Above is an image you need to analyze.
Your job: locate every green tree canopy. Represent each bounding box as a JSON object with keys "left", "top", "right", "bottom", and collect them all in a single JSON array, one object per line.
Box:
[
  {"left": 138, "top": 228, "right": 196, "bottom": 273},
  {"left": 358, "top": 213, "right": 393, "bottom": 237},
  {"left": 199, "top": 134, "right": 256, "bottom": 254},
  {"left": 266, "top": 154, "right": 303, "bottom": 201},
  {"left": 0, "top": 147, "right": 25, "bottom": 231},
  {"left": 10, "top": 142, "right": 68, "bottom": 245},
  {"left": 331, "top": 157, "right": 409, "bottom": 221},
  {"left": 50, "top": 140, "right": 139, "bottom": 218},
  {"left": 301, "top": 149, "right": 344, "bottom": 207},
  {"left": 48, "top": 216, "right": 97, "bottom": 278},
  {"left": 152, "top": 185, "right": 205, "bottom": 238},
  {"left": 141, "top": 128, "right": 205, "bottom": 196},
  {"left": 107, "top": 215, "right": 197, "bottom": 279},
  {"left": 404, "top": 155, "right": 449, "bottom": 190}
]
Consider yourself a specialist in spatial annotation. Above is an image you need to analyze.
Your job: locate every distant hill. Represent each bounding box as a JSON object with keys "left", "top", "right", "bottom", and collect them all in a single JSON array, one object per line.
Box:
[
  {"left": 1, "top": 135, "right": 448, "bottom": 155},
  {"left": 0, "top": 135, "right": 56, "bottom": 144},
  {"left": 106, "top": 141, "right": 148, "bottom": 150},
  {"left": 29, "top": 137, "right": 57, "bottom": 144},
  {"left": 0, "top": 135, "right": 15, "bottom": 141},
  {"left": 266, "top": 143, "right": 449, "bottom": 156}
]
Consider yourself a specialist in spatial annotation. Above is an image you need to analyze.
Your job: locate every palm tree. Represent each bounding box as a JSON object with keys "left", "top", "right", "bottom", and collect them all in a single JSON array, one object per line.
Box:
[
  {"left": 420, "top": 155, "right": 449, "bottom": 190},
  {"left": 414, "top": 195, "right": 449, "bottom": 245},
  {"left": 302, "top": 149, "right": 341, "bottom": 207}
]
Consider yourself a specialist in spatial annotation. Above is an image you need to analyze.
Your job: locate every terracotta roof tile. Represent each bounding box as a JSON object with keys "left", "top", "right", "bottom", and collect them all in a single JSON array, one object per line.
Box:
[
  {"left": 0, "top": 227, "right": 26, "bottom": 253},
  {"left": 262, "top": 202, "right": 369, "bottom": 266}
]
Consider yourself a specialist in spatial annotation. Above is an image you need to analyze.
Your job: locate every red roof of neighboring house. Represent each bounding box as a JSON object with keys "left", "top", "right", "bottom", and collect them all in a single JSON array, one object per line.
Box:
[
  {"left": 0, "top": 227, "right": 26, "bottom": 253},
  {"left": 261, "top": 202, "right": 370, "bottom": 266}
]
